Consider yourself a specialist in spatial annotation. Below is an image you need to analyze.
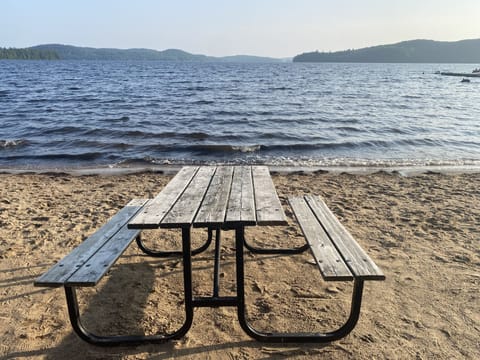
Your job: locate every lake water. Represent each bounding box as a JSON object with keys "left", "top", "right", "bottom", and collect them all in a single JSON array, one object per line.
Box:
[{"left": 1, "top": 60, "right": 479, "bottom": 169}]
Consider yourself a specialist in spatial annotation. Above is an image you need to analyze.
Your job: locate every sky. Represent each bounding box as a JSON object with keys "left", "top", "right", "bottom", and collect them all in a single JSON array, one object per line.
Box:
[{"left": 1, "top": 0, "right": 480, "bottom": 58}]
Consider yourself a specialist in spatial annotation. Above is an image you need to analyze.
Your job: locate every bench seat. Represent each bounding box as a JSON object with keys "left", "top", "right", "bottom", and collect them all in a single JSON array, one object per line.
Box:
[
  {"left": 35, "top": 199, "right": 148, "bottom": 288},
  {"left": 288, "top": 195, "right": 385, "bottom": 282}
]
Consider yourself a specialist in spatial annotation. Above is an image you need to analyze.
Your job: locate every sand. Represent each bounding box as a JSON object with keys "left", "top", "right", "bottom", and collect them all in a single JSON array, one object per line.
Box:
[{"left": 0, "top": 170, "right": 478, "bottom": 359}]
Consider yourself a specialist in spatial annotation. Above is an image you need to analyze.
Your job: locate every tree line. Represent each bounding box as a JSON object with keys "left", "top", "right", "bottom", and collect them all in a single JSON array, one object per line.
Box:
[
  {"left": 293, "top": 39, "right": 480, "bottom": 63},
  {"left": 0, "top": 47, "right": 59, "bottom": 60}
]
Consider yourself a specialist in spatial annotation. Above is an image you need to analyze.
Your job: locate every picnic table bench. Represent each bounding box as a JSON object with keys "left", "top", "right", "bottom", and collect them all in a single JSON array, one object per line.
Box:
[
  {"left": 35, "top": 166, "right": 384, "bottom": 346},
  {"left": 35, "top": 199, "right": 147, "bottom": 288}
]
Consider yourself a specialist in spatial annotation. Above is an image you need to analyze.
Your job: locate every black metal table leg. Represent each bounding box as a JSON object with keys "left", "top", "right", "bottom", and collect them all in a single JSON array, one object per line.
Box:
[
  {"left": 65, "top": 227, "right": 195, "bottom": 346},
  {"left": 235, "top": 226, "right": 365, "bottom": 343},
  {"left": 191, "top": 228, "right": 239, "bottom": 308},
  {"left": 213, "top": 228, "right": 221, "bottom": 298}
]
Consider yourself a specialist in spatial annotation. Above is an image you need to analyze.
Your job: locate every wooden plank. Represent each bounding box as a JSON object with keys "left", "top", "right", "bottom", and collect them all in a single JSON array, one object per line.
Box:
[
  {"left": 34, "top": 199, "right": 148, "bottom": 287},
  {"left": 289, "top": 197, "right": 354, "bottom": 281},
  {"left": 160, "top": 166, "right": 216, "bottom": 227},
  {"left": 252, "top": 166, "right": 287, "bottom": 225},
  {"left": 305, "top": 195, "right": 385, "bottom": 280},
  {"left": 225, "top": 166, "right": 256, "bottom": 226},
  {"left": 128, "top": 167, "right": 198, "bottom": 229},
  {"left": 194, "top": 166, "right": 234, "bottom": 227},
  {"left": 66, "top": 225, "right": 141, "bottom": 286}
]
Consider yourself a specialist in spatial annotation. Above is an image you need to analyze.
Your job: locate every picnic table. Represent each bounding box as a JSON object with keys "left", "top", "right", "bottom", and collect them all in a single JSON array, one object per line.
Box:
[{"left": 35, "top": 165, "right": 384, "bottom": 346}]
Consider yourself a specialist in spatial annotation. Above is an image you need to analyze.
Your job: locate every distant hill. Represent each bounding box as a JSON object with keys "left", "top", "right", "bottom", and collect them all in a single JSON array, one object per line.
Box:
[
  {"left": 26, "top": 44, "right": 281, "bottom": 62},
  {"left": 29, "top": 44, "right": 209, "bottom": 61},
  {"left": 293, "top": 39, "right": 480, "bottom": 63},
  {"left": 217, "top": 55, "right": 290, "bottom": 63}
]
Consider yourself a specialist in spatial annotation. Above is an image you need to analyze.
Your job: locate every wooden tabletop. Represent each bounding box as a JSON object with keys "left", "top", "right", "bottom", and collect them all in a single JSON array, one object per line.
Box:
[{"left": 128, "top": 166, "right": 287, "bottom": 229}]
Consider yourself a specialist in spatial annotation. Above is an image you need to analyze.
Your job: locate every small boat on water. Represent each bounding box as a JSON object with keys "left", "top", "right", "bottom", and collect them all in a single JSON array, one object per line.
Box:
[{"left": 461, "top": 78, "right": 471, "bottom": 83}]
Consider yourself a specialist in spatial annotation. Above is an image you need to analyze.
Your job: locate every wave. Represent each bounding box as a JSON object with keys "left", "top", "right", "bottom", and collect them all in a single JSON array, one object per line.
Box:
[
  {"left": 214, "top": 110, "right": 248, "bottom": 116},
  {"left": 1, "top": 152, "right": 105, "bottom": 163},
  {"left": 186, "top": 132, "right": 210, "bottom": 140},
  {"left": 126, "top": 131, "right": 214, "bottom": 140},
  {"left": 100, "top": 98, "right": 125, "bottom": 104},
  {"left": 191, "top": 100, "right": 215, "bottom": 105},
  {"left": 102, "top": 116, "right": 130, "bottom": 122},
  {"left": 268, "top": 86, "right": 294, "bottom": 91},
  {"left": 26, "top": 98, "right": 50, "bottom": 103},
  {"left": 171, "top": 144, "right": 259, "bottom": 153},
  {"left": 0, "top": 139, "right": 29, "bottom": 149},
  {"left": 82, "top": 128, "right": 219, "bottom": 141},
  {"left": 185, "top": 86, "right": 209, "bottom": 91},
  {"left": 116, "top": 156, "right": 480, "bottom": 169},
  {"left": 41, "top": 126, "right": 87, "bottom": 136},
  {"left": 180, "top": 137, "right": 480, "bottom": 154},
  {"left": 61, "top": 139, "right": 133, "bottom": 150},
  {"left": 127, "top": 138, "right": 480, "bottom": 156}
]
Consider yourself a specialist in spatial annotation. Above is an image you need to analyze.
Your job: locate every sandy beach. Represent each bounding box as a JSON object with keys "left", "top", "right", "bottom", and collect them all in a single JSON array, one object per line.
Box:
[{"left": 0, "top": 169, "right": 478, "bottom": 359}]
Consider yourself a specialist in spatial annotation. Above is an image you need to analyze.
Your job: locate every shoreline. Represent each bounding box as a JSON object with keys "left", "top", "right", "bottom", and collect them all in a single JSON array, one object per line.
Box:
[{"left": 1, "top": 163, "right": 480, "bottom": 177}]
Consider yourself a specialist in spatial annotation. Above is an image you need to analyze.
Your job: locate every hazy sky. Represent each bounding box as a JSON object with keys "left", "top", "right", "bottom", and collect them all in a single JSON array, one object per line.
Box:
[{"left": 2, "top": 0, "right": 479, "bottom": 57}]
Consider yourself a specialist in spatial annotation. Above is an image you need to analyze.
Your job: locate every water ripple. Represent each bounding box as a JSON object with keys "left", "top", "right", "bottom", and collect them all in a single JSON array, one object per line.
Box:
[{"left": 0, "top": 61, "right": 479, "bottom": 167}]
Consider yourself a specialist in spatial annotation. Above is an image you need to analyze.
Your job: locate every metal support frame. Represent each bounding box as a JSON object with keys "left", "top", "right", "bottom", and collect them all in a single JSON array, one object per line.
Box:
[
  {"left": 189, "top": 227, "right": 240, "bottom": 309},
  {"left": 62, "top": 226, "right": 366, "bottom": 345},
  {"left": 136, "top": 228, "right": 213, "bottom": 257},
  {"left": 243, "top": 234, "right": 309, "bottom": 254},
  {"left": 235, "top": 226, "right": 365, "bottom": 343},
  {"left": 63, "top": 227, "right": 194, "bottom": 346}
]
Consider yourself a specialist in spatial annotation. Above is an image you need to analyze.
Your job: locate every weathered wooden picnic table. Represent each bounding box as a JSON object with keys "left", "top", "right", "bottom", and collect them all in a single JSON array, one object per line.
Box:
[
  {"left": 126, "top": 166, "right": 297, "bottom": 343},
  {"left": 35, "top": 165, "right": 384, "bottom": 346}
]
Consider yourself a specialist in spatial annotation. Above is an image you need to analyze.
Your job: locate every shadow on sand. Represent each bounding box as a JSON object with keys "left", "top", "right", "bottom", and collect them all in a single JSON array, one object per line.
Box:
[{"left": 1, "top": 231, "right": 330, "bottom": 360}]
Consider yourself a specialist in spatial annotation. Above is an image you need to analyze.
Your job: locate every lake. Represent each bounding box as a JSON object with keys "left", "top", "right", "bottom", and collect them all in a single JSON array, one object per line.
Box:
[{"left": 1, "top": 60, "right": 479, "bottom": 169}]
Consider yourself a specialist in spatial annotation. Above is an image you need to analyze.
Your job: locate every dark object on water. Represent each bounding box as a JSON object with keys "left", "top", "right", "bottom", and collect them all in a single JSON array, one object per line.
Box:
[
  {"left": 461, "top": 78, "right": 471, "bottom": 83},
  {"left": 440, "top": 72, "right": 480, "bottom": 77}
]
